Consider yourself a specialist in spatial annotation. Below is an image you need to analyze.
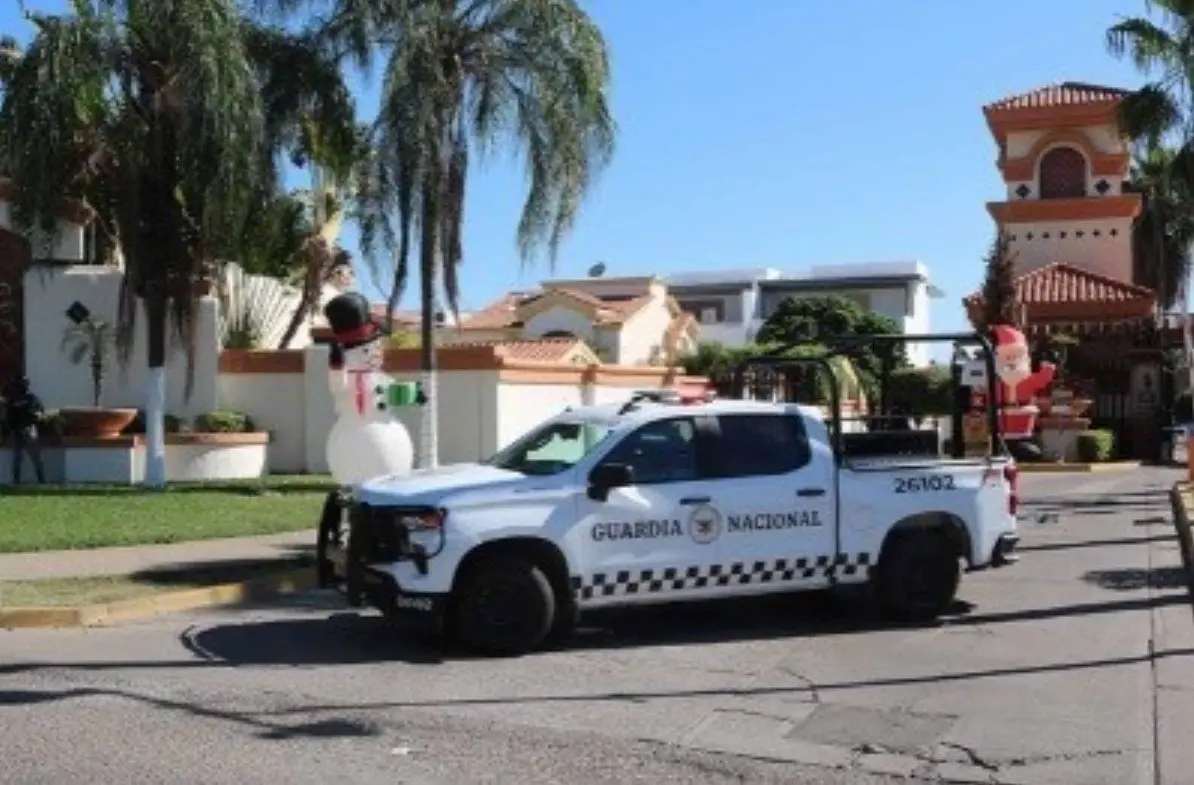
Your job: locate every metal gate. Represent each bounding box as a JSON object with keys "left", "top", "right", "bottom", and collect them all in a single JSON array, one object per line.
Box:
[{"left": 1091, "top": 392, "right": 1131, "bottom": 458}]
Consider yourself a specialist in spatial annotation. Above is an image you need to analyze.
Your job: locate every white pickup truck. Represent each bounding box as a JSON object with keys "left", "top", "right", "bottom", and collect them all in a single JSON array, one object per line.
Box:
[{"left": 318, "top": 390, "right": 1021, "bottom": 656}]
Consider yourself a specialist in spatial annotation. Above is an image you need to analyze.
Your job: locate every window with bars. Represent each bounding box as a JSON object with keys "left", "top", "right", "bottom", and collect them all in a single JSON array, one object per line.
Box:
[{"left": 1038, "top": 147, "right": 1087, "bottom": 199}]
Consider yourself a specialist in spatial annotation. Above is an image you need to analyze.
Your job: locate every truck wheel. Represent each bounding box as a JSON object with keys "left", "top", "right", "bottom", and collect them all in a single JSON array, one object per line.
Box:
[
  {"left": 876, "top": 530, "right": 960, "bottom": 621},
  {"left": 315, "top": 491, "right": 343, "bottom": 589},
  {"left": 452, "top": 557, "right": 556, "bottom": 656}
]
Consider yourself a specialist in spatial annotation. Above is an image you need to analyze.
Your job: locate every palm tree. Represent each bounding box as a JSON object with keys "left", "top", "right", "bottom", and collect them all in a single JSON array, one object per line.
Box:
[
  {"left": 228, "top": 186, "right": 354, "bottom": 349},
  {"left": 239, "top": 27, "right": 364, "bottom": 348},
  {"left": 1108, "top": 1, "right": 1194, "bottom": 389},
  {"left": 310, "top": 0, "right": 617, "bottom": 468},
  {"left": 61, "top": 317, "right": 115, "bottom": 408},
  {"left": 1, "top": 0, "right": 275, "bottom": 487},
  {"left": 1127, "top": 145, "right": 1194, "bottom": 311}
]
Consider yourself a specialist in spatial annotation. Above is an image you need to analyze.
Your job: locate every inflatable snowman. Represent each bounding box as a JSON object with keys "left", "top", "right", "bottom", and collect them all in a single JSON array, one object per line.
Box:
[{"left": 322, "top": 291, "right": 417, "bottom": 486}]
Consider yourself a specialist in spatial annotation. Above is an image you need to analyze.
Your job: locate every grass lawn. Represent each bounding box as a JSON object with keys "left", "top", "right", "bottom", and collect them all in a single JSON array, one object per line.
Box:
[
  {"left": 0, "top": 475, "right": 335, "bottom": 553},
  {"left": 0, "top": 555, "right": 314, "bottom": 607}
]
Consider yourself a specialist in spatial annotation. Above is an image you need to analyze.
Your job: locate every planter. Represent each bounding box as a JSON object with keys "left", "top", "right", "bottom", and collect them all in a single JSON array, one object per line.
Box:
[
  {"left": 1070, "top": 398, "right": 1093, "bottom": 417},
  {"left": 57, "top": 407, "right": 139, "bottom": 439},
  {"left": 10, "top": 431, "right": 272, "bottom": 483}
]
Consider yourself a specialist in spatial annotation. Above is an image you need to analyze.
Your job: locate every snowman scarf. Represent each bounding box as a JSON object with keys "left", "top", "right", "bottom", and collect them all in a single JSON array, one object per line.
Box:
[{"left": 347, "top": 369, "right": 371, "bottom": 416}]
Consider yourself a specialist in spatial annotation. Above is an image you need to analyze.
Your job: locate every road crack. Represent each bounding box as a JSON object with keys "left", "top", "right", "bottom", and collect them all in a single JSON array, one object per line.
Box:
[
  {"left": 776, "top": 667, "right": 820, "bottom": 703},
  {"left": 938, "top": 742, "right": 1000, "bottom": 772},
  {"left": 927, "top": 743, "right": 1128, "bottom": 772}
]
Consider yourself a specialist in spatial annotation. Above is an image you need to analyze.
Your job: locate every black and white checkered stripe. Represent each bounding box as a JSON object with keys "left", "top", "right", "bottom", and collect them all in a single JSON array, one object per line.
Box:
[{"left": 571, "top": 552, "right": 872, "bottom": 601}]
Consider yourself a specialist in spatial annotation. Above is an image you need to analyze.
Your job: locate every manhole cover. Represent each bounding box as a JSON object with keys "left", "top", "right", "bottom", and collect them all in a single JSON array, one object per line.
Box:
[{"left": 787, "top": 704, "right": 955, "bottom": 753}]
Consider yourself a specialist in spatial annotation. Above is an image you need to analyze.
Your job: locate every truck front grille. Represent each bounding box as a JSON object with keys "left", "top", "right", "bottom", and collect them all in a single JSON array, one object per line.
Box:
[{"left": 350, "top": 503, "right": 407, "bottom": 562}]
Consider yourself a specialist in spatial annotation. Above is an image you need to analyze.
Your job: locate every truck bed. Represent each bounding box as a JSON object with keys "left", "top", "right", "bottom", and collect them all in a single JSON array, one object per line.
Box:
[{"left": 840, "top": 429, "right": 940, "bottom": 459}]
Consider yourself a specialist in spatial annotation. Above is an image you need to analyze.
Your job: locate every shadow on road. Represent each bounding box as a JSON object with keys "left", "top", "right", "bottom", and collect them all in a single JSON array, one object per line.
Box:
[
  {"left": 129, "top": 556, "right": 314, "bottom": 588},
  {"left": 0, "top": 686, "right": 380, "bottom": 740},
  {"left": 1082, "top": 566, "right": 1188, "bottom": 591},
  {"left": 171, "top": 587, "right": 1192, "bottom": 668},
  {"left": 1018, "top": 534, "right": 1172, "bottom": 553}
]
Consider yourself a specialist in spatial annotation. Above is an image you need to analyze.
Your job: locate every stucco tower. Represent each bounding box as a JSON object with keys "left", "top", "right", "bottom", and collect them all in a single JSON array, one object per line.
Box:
[{"left": 983, "top": 82, "right": 1142, "bottom": 282}]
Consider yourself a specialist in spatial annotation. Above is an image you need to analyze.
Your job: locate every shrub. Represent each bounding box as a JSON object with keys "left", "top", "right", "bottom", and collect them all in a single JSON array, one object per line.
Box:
[
  {"left": 122, "top": 410, "right": 187, "bottom": 435},
  {"left": 1075, "top": 429, "right": 1115, "bottom": 463},
  {"left": 193, "top": 410, "right": 256, "bottom": 434},
  {"left": 887, "top": 366, "right": 952, "bottom": 417}
]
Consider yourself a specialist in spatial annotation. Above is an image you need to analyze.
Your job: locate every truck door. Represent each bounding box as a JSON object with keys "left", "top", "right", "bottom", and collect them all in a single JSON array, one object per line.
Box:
[
  {"left": 571, "top": 414, "right": 724, "bottom": 607},
  {"left": 707, "top": 412, "right": 839, "bottom": 591}
]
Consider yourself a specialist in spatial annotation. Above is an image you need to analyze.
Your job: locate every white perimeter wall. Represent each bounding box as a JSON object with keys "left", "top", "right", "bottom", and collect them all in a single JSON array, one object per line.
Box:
[
  {"left": 24, "top": 266, "right": 220, "bottom": 417},
  {"left": 216, "top": 347, "right": 701, "bottom": 474}
]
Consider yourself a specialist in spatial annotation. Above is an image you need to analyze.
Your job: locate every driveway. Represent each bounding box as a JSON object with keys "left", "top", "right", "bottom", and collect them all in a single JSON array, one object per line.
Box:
[{"left": 0, "top": 468, "right": 1188, "bottom": 784}]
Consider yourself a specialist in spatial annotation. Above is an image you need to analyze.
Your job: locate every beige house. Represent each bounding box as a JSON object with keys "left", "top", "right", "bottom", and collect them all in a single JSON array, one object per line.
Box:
[{"left": 454, "top": 275, "right": 699, "bottom": 365}]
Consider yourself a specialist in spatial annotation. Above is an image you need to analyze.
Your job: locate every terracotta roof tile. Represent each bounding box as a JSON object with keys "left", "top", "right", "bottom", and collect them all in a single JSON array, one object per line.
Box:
[
  {"left": 439, "top": 337, "right": 596, "bottom": 363},
  {"left": 965, "top": 262, "right": 1155, "bottom": 321},
  {"left": 369, "top": 305, "right": 420, "bottom": 327},
  {"left": 457, "top": 292, "right": 535, "bottom": 330},
  {"left": 459, "top": 288, "right": 655, "bottom": 330},
  {"left": 984, "top": 82, "right": 1131, "bottom": 112},
  {"left": 544, "top": 286, "right": 610, "bottom": 308},
  {"left": 596, "top": 293, "right": 653, "bottom": 323}
]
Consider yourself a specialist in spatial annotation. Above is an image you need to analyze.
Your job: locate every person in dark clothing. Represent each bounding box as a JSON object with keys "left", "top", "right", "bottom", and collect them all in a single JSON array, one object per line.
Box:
[{"left": 3, "top": 377, "right": 46, "bottom": 484}]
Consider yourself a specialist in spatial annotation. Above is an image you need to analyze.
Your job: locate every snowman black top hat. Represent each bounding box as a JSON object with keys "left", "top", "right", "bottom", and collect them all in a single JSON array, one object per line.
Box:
[{"left": 323, "top": 291, "right": 388, "bottom": 349}]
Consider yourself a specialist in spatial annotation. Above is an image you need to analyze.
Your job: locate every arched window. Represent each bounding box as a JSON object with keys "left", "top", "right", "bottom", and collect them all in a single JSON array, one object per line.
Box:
[{"left": 1038, "top": 147, "right": 1087, "bottom": 199}]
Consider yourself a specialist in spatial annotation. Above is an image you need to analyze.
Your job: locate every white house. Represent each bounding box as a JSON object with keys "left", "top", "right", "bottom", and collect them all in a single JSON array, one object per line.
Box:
[
  {"left": 454, "top": 276, "right": 700, "bottom": 366},
  {"left": 666, "top": 261, "right": 943, "bottom": 366}
]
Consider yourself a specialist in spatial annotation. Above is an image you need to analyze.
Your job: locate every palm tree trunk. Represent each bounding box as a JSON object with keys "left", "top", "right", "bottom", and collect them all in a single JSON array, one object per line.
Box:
[
  {"left": 144, "top": 294, "right": 168, "bottom": 488},
  {"left": 90, "top": 355, "right": 102, "bottom": 408},
  {"left": 417, "top": 181, "right": 440, "bottom": 470}
]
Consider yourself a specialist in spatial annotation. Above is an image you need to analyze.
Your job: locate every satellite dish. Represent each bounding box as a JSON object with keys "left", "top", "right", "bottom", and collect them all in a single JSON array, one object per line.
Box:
[{"left": 588, "top": 262, "right": 606, "bottom": 278}]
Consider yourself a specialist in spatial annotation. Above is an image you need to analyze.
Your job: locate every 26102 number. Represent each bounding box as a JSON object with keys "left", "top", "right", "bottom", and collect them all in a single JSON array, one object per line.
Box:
[{"left": 893, "top": 475, "right": 956, "bottom": 493}]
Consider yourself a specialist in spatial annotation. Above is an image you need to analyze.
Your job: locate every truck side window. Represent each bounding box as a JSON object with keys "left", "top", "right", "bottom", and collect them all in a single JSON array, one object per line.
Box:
[
  {"left": 598, "top": 417, "right": 699, "bottom": 484},
  {"left": 713, "top": 414, "right": 810, "bottom": 478}
]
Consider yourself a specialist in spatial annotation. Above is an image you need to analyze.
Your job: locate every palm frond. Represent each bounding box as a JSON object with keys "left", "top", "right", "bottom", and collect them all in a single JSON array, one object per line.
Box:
[
  {"left": 1119, "top": 84, "right": 1183, "bottom": 142},
  {"left": 1107, "top": 16, "right": 1180, "bottom": 70}
]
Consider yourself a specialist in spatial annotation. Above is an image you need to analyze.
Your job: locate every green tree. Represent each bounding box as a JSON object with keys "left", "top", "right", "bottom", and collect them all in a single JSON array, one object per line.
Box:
[
  {"left": 0, "top": 0, "right": 347, "bottom": 486},
  {"left": 887, "top": 365, "right": 952, "bottom": 418},
  {"left": 677, "top": 340, "right": 867, "bottom": 406},
  {"left": 974, "top": 231, "right": 1020, "bottom": 330},
  {"left": 231, "top": 27, "right": 363, "bottom": 349},
  {"left": 308, "top": 0, "right": 617, "bottom": 468},
  {"left": 1108, "top": 2, "right": 1194, "bottom": 387},
  {"left": 1127, "top": 145, "right": 1194, "bottom": 310},
  {"left": 756, "top": 295, "right": 906, "bottom": 385},
  {"left": 677, "top": 342, "right": 764, "bottom": 379}
]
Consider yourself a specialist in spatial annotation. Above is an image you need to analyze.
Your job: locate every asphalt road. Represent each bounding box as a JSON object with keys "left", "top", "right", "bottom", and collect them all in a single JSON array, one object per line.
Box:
[{"left": 0, "top": 469, "right": 1187, "bottom": 785}]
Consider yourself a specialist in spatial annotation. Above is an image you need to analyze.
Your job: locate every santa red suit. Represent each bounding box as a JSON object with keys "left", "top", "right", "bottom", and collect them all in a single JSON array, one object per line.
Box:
[{"left": 973, "top": 324, "right": 1055, "bottom": 440}]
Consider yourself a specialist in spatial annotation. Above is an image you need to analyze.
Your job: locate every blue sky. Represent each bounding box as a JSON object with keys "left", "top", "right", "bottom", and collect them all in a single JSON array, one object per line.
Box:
[{"left": 3, "top": 0, "right": 1155, "bottom": 334}]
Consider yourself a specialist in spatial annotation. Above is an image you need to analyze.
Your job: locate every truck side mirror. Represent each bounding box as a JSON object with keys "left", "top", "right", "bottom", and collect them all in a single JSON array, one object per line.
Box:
[{"left": 587, "top": 463, "right": 634, "bottom": 502}]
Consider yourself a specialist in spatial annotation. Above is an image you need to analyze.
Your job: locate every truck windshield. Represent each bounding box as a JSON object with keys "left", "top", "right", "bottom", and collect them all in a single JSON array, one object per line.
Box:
[{"left": 484, "top": 419, "right": 617, "bottom": 476}]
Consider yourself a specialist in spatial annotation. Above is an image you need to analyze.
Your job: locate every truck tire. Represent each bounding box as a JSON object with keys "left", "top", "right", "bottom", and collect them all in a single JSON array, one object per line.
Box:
[
  {"left": 315, "top": 491, "right": 343, "bottom": 589},
  {"left": 876, "top": 529, "right": 960, "bottom": 621},
  {"left": 452, "top": 557, "right": 556, "bottom": 656}
]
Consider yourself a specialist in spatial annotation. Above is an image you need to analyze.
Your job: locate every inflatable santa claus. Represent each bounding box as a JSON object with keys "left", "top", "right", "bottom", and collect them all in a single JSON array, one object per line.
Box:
[{"left": 965, "top": 324, "right": 1055, "bottom": 440}]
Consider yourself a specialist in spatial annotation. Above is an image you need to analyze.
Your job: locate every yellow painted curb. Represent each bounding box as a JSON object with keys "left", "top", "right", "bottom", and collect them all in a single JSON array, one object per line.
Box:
[
  {"left": 0, "top": 567, "right": 316, "bottom": 630},
  {"left": 1018, "top": 461, "right": 1141, "bottom": 474}
]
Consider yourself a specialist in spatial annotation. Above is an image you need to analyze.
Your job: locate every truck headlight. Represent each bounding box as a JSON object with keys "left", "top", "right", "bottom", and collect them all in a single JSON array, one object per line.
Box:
[{"left": 397, "top": 508, "right": 446, "bottom": 559}]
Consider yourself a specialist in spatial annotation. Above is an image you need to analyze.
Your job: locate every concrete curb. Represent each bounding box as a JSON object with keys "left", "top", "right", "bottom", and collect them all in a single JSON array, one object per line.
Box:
[
  {"left": 0, "top": 567, "right": 316, "bottom": 630},
  {"left": 1018, "top": 461, "right": 1141, "bottom": 474},
  {"left": 1171, "top": 483, "right": 1194, "bottom": 576}
]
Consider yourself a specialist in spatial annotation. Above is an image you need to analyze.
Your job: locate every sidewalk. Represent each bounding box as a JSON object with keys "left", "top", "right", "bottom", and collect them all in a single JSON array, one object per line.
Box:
[
  {"left": 0, "top": 530, "right": 315, "bottom": 581},
  {"left": 1154, "top": 504, "right": 1194, "bottom": 784}
]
